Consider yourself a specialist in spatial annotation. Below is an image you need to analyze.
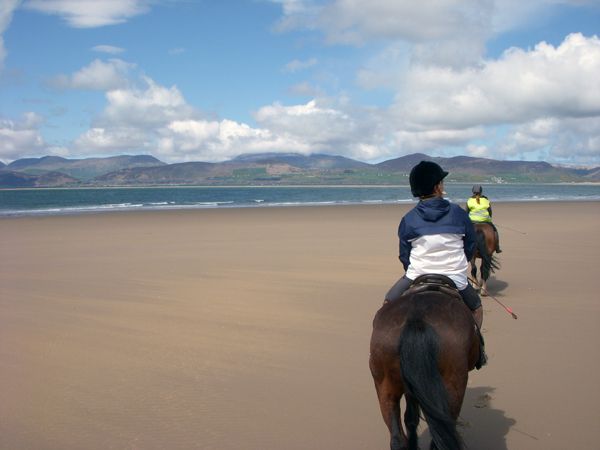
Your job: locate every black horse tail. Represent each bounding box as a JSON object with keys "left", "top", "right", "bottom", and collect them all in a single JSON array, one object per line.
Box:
[
  {"left": 476, "top": 228, "right": 500, "bottom": 281},
  {"left": 398, "top": 311, "right": 463, "bottom": 450}
]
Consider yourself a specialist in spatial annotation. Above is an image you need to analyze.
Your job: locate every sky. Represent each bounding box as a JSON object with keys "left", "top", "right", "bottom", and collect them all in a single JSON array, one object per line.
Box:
[{"left": 1, "top": 0, "right": 599, "bottom": 166}]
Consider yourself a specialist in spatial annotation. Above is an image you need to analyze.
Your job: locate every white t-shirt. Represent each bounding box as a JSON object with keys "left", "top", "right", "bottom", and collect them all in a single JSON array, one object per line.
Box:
[{"left": 405, "top": 233, "right": 469, "bottom": 290}]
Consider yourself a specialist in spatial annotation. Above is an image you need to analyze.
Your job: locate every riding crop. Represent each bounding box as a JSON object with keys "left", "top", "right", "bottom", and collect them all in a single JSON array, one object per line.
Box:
[{"left": 468, "top": 278, "right": 518, "bottom": 320}]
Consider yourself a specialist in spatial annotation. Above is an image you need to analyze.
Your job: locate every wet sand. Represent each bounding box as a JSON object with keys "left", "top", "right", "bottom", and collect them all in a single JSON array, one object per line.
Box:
[{"left": 1, "top": 201, "right": 599, "bottom": 449}]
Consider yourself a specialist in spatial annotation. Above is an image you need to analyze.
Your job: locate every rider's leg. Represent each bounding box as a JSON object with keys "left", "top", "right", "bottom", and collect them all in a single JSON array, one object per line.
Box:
[
  {"left": 473, "top": 306, "right": 483, "bottom": 329},
  {"left": 459, "top": 283, "right": 487, "bottom": 367},
  {"left": 459, "top": 283, "right": 482, "bottom": 314},
  {"left": 384, "top": 274, "right": 413, "bottom": 303}
]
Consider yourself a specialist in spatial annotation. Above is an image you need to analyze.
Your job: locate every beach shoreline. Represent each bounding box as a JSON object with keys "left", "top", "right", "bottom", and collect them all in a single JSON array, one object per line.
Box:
[
  {"left": 1, "top": 202, "right": 599, "bottom": 449},
  {"left": 2, "top": 184, "right": 600, "bottom": 220}
]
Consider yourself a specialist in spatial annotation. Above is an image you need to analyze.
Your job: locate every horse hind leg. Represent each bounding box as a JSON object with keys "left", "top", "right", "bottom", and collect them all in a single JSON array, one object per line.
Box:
[
  {"left": 375, "top": 381, "right": 408, "bottom": 450},
  {"left": 426, "top": 379, "right": 467, "bottom": 450},
  {"left": 470, "top": 261, "right": 481, "bottom": 293},
  {"left": 477, "top": 261, "right": 486, "bottom": 295},
  {"left": 404, "top": 393, "right": 420, "bottom": 450},
  {"left": 429, "top": 375, "right": 469, "bottom": 450},
  {"left": 479, "top": 260, "right": 488, "bottom": 296}
]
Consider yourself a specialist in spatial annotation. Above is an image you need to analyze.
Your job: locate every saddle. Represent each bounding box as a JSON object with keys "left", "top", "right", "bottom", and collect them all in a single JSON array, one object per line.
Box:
[{"left": 406, "top": 274, "right": 462, "bottom": 301}]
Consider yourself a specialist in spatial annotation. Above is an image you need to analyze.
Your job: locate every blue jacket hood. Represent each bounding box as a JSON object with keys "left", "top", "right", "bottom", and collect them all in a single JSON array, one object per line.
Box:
[
  {"left": 397, "top": 197, "right": 476, "bottom": 271},
  {"left": 415, "top": 197, "right": 451, "bottom": 222}
]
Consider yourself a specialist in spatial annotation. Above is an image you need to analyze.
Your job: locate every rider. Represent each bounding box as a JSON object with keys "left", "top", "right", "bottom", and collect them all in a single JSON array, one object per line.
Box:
[
  {"left": 466, "top": 185, "right": 502, "bottom": 253},
  {"left": 384, "top": 161, "right": 487, "bottom": 366}
]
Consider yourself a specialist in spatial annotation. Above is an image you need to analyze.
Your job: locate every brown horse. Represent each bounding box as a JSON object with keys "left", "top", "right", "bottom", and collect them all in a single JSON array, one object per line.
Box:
[
  {"left": 470, "top": 223, "right": 500, "bottom": 295},
  {"left": 370, "top": 277, "right": 480, "bottom": 450}
]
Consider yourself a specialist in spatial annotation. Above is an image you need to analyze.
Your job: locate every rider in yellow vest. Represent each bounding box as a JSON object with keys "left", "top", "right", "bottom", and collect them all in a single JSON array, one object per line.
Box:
[{"left": 466, "top": 185, "right": 502, "bottom": 253}]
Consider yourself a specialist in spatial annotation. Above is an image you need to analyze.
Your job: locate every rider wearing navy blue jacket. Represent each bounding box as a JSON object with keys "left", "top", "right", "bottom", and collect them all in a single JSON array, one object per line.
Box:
[
  {"left": 399, "top": 197, "right": 477, "bottom": 274},
  {"left": 385, "top": 161, "right": 484, "bottom": 333}
]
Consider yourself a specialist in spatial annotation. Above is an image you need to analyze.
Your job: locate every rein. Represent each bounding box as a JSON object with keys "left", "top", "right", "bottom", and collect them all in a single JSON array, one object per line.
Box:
[{"left": 494, "top": 224, "right": 526, "bottom": 234}]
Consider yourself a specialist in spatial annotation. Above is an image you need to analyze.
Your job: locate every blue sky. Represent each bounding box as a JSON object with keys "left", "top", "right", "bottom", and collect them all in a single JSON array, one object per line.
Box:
[{"left": 1, "top": 0, "right": 599, "bottom": 165}]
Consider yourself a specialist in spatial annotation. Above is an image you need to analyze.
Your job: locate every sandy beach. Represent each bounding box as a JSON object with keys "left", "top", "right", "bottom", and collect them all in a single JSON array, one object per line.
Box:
[{"left": 1, "top": 201, "right": 599, "bottom": 450}]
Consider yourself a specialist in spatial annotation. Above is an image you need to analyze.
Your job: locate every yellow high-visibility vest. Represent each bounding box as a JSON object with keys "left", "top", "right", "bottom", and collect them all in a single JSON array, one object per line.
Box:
[{"left": 467, "top": 197, "right": 491, "bottom": 222}]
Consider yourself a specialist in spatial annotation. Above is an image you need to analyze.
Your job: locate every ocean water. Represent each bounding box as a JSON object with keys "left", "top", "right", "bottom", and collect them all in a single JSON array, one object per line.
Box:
[{"left": 1, "top": 184, "right": 599, "bottom": 217}]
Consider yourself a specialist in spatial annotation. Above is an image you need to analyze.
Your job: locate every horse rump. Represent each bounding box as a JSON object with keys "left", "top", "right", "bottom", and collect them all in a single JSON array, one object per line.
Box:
[
  {"left": 475, "top": 228, "right": 500, "bottom": 280},
  {"left": 398, "top": 311, "right": 464, "bottom": 450}
]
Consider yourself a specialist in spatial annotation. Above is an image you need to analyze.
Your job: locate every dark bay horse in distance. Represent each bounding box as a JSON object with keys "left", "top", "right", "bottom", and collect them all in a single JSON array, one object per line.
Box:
[
  {"left": 369, "top": 277, "right": 480, "bottom": 450},
  {"left": 470, "top": 222, "right": 500, "bottom": 295}
]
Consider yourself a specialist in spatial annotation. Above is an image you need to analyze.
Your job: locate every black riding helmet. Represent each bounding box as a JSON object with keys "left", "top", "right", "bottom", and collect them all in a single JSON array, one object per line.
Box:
[
  {"left": 409, "top": 161, "right": 449, "bottom": 197},
  {"left": 472, "top": 185, "right": 482, "bottom": 194}
]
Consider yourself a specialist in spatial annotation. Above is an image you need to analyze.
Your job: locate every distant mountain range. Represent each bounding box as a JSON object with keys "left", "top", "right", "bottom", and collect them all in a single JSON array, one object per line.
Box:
[{"left": 1, "top": 153, "right": 598, "bottom": 188}]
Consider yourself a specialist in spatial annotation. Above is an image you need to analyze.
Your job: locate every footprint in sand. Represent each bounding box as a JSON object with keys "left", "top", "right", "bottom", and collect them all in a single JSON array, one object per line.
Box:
[
  {"left": 481, "top": 328, "right": 488, "bottom": 333},
  {"left": 457, "top": 419, "right": 472, "bottom": 428},
  {"left": 474, "top": 392, "right": 495, "bottom": 408}
]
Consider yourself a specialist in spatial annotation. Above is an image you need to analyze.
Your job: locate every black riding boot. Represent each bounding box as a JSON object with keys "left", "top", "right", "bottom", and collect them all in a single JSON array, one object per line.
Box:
[{"left": 476, "top": 325, "right": 488, "bottom": 369}]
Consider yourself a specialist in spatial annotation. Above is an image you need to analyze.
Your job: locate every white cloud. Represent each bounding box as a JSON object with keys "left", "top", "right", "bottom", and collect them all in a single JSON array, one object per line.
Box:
[
  {"left": 285, "top": 81, "right": 326, "bottom": 98},
  {"left": 71, "top": 126, "right": 152, "bottom": 153},
  {"left": 253, "top": 100, "right": 391, "bottom": 160},
  {"left": 389, "top": 127, "right": 489, "bottom": 154},
  {"left": 0, "top": 0, "right": 21, "bottom": 33},
  {"left": 46, "top": 58, "right": 134, "bottom": 90},
  {"left": 156, "top": 119, "right": 289, "bottom": 162},
  {"left": 96, "top": 77, "right": 198, "bottom": 128},
  {"left": 282, "top": 58, "right": 317, "bottom": 73},
  {"left": 497, "top": 116, "right": 600, "bottom": 163},
  {"left": 273, "top": 0, "right": 494, "bottom": 46},
  {"left": 0, "top": 112, "right": 46, "bottom": 161},
  {"left": 465, "top": 144, "right": 492, "bottom": 158},
  {"left": 396, "top": 34, "right": 600, "bottom": 129},
  {"left": 23, "top": 0, "right": 153, "bottom": 28},
  {"left": 65, "top": 76, "right": 393, "bottom": 163},
  {"left": 272, "top": 1, "right": 593, "bottom": 45},
  {"left": 271, "top": 0, "right": 598, "bottom": 70},
  {"left": 91, "top": 45, "right": 126, "bottom": 54},
  {"left": 66, "top": 75, "right": 294, "bottom": 162},
  {"left": 0, "top": 0, "right": 22, "bottom": 73},
  {"left": 270, "top": 0, "right": 322, "bottom": 32}
]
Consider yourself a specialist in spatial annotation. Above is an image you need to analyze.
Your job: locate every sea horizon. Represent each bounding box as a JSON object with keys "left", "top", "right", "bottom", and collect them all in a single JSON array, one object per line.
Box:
[{"left": 1, "top": 183, "right": 599, "bottom": 218}]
